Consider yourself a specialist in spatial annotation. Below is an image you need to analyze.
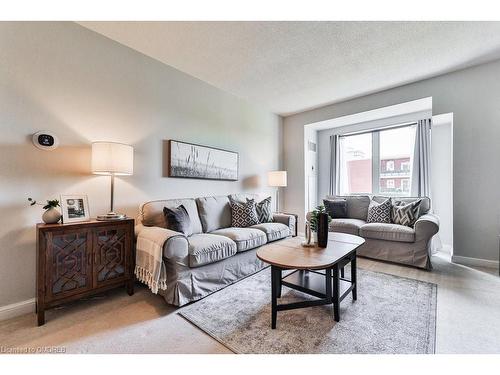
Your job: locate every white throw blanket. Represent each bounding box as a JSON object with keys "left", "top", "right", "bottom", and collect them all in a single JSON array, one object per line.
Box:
[{"left": 135, "top": 226, "right": 183, "bottom": 294}]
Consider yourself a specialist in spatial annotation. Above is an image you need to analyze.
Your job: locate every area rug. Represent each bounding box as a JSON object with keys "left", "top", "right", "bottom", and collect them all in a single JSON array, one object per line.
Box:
[{"left": 179, "top": 267, "right": 437, "bottom": 354}]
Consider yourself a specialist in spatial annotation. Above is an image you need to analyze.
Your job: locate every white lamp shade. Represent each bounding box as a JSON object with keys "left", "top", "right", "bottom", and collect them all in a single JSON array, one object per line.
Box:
[
  {"left": 91, "top": 142, "right": 134, "bottom": 175},
  {"left": 268, "top": 171, "right": 287, "bottom": 187}
]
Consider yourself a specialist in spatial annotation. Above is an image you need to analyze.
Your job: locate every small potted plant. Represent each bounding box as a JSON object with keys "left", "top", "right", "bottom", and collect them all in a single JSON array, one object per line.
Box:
[
  {"left": 309, "top": 205, "right": 332, "bottom": 244},
  {"left": 28, "top": 198, "right": 61, "bottom": 224}
]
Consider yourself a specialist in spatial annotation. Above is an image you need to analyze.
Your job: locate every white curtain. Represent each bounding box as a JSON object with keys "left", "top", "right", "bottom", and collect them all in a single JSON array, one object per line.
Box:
[
  {"left": 412, "top": 118, "right": 432, "bottom": 198},
  {"left": 329, "top": 135, "right": 340, "bottom": 195},
  {"left": 412, "top": 118, "right": 442, "bottom": 253}
]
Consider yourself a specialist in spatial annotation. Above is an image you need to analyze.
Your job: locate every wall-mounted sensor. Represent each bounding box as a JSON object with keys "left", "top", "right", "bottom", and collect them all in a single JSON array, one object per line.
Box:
[{"left": 32, "top": 131, "right": 59, "bottom": 151}]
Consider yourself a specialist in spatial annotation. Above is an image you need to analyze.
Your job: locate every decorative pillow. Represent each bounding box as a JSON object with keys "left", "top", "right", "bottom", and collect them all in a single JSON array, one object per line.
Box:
[
  {"left": 252, "top": 197, "right": 273, "bottom": 223},
  {"left": 163, "top": 205, "right": 192, "bottom": 235},
  {"left": 230, "top": 198, "right": 259, "bottom": 227},
  {"left": 323, "top": 198, "right": 347, "bottom": 218},
  {"left": 392, "top": 200, "right": 422, "bottom": 227},
  {"left": 366, "top": 198, "right": 392, "bottom": 224}
]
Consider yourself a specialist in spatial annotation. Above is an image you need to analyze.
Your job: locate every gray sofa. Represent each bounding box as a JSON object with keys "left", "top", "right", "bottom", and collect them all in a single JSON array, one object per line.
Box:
[
  {"left": 323, "top": 195, "right": 439, "bottom": 269},
  {"left": 135, "top": 193, "right": 296, "bottom": 306}
]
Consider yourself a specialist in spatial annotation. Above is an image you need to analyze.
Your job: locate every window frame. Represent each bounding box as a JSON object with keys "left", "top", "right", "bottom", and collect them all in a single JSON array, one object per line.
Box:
[{"left": 338, "top": 123, "right": 415, "bottom": 197}]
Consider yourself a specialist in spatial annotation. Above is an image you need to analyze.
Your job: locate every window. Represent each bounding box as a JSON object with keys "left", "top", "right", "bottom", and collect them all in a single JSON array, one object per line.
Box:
[
  {"left": 379, "top": 126, "right": 415, "bottom": 196},
  {"left": 339, "top": 133, "right": 372, "bottom": 195},
  {"left": 337, "top": 124, "right": 416, "bottom": 197},
  {"left": 401, "top": 179, "right": 410, "bottom": 192}
]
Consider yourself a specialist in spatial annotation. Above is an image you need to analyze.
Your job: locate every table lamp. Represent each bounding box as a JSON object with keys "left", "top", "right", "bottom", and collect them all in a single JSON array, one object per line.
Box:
[
  {"left": 91, "top": 141, "right": 134, "bottom": 220},
  {"left": 268, "top": 170, "right": 287, "bottom": 213}
]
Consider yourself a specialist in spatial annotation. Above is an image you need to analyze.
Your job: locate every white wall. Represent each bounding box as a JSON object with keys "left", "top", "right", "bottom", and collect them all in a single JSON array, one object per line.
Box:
[
  {"left": 283, "top": 58, "right": 500, "bottom": 262},
  {"left": 0, "top": 22, "right": 282, "bottom": 308},
  {"left": 431, "top": 114, "right": 454, "bottom": 252},
  {"left": 304, "top": 127, "right": 318, "bottom": 214}
]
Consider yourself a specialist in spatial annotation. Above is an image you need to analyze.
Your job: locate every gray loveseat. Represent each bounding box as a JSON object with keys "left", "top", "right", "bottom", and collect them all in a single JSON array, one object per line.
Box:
[
  {"left": 323, "top": 195, "right": 439, "bottom": 270},
  {"left": 135, "top": 193, "right": 296, "bottom": 306}
]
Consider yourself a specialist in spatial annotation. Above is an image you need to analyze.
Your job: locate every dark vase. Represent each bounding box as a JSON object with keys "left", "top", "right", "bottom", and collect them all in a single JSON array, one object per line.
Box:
[{"left": 317, "top": 212, "right": 329, "bottom": 248}]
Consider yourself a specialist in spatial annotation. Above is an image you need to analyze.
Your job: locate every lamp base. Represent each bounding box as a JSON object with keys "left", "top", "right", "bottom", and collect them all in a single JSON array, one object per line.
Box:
[{"left": 96, "top": 212, "right": 127, "bottom": 221}]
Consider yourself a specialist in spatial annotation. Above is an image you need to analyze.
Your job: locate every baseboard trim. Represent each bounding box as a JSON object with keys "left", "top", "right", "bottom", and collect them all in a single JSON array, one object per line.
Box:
[
  {"left": 452, "top": 255, "right": 499, "bottom": 269},
  {"left": 0, "top": 298, "right": 36, "bottom": 322}
]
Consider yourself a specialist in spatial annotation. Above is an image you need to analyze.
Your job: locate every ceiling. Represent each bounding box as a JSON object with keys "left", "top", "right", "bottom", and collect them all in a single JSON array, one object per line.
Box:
[{"left": 79, "top": 21, "right": 500, "bottom": 116}]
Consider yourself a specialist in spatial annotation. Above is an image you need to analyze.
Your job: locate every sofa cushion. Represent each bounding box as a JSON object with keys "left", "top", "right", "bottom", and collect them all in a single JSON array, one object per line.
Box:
[
  {"left": 326, "top": 195, "right": 370, "bottom": 220},
  {"left": 163, "top": 205, "right": 193, "bottom": 236},
  {"left": 360, "top": 223, "right": 415, "bottom": 243},
  {"left": 254, "top": 196, "right": 273, "bottom": 223},
  {"left": 391, "top": 200, "right": 422, "bottom": 227},
  {"left": 187, "top": 233, "right": 237, "bottom": 267},
  {"left": 140, "top": 198, "right": 203, "bottom": 234},
  {"left": 367, "top": 198, "right": 392, "bottom": 224},
  {"left": 329, "top": 218, "right": 366, "bottom": 235},
  {"left": 373, "top": 196, "right": 431, "bottom": 216},
  {"left": 251, "top": 222, "right": 290, "bottom": 242},
  {"left": 229, "top": 193, "right": 260, "bottom": 203},
  {"left": 210, "top": 227, "right": 267, "bottom": 252},
  {"left": 196, "top": 195, "right": 232, "bottom": 233},
  {"left": 323, "top": 198, "right": 347, "bottom": 218},
  {"left": 229, "top": 199, "right": 259, "bottom": 227}
]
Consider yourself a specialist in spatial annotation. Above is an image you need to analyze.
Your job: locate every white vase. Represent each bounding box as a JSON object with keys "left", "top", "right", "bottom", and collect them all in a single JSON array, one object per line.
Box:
[{"left": 42, "top": 207, "right": 61, "bottom": 224}]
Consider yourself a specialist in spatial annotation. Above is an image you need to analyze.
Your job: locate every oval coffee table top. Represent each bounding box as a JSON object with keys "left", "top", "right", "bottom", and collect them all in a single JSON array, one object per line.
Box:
[{"left": 256, "top": 233, "right": 365, "bottom": 270}]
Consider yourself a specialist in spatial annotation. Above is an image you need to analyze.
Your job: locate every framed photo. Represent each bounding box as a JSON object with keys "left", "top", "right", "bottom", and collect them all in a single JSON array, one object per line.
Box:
[
  {"left": 60, "top": 195, "right": 91, "bottom": 223},
  {"left": 168, "top": 140, "right": 238, "bottom": 181}
]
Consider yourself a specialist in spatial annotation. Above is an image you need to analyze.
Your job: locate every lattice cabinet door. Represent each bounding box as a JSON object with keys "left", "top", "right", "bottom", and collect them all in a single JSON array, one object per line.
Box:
[
  {"left": 92, "top": 224, "right": 131, "bottom": 287},
  {"left": 45, "top": 229, "right": 93, "bottom": 301}
]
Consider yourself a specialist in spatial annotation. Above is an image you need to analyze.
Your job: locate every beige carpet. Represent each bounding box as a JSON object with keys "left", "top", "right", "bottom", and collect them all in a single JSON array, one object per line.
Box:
[
  {"left": 0, "top": 286, "right": 230, "bottom": 354},
  {"left": 1, "top": 253, "right": 499, "bottom": 354}
]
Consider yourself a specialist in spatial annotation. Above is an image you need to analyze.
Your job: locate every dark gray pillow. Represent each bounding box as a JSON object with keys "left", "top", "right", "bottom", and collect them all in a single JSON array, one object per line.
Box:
[
  {"left": 163, "top": 205, "right": 192, "bottom": 236},
  {"left": 366, "top": 198, "right": 392, "bottom": 224},
  {"left": 230, "top": 198, "right": 259, "bottom": 227},
  {"left": 323, "top": 199, "right": 347, "bottom": 218}
]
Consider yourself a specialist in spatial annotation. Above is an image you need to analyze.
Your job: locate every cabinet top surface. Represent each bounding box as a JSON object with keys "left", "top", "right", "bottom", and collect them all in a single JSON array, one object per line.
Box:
[{"left": 37, "top": 218, "right": 134, "bottom": 230}]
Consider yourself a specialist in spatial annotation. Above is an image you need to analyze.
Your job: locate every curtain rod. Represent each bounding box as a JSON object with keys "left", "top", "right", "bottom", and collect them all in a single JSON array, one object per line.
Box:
[{"left": 339, "top": 121, "right": 417, "bottom": 138}]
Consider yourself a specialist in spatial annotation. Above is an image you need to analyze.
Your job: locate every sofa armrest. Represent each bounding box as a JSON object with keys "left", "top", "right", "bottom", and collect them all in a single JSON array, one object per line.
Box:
[
  {"left": 135, "top": 224, "right": 189, "bottom": 259},
  {"left": 273, "top": 213, "right": 297, "bottom": 237},
  {"left": 414, "top": 213, "right": 440, "bottom": 242}
]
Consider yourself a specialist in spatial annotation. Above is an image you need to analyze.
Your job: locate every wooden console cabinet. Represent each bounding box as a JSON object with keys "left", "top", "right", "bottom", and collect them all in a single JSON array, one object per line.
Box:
[{"left": 36, "top": 219, "right": 135, "bottom": 326}]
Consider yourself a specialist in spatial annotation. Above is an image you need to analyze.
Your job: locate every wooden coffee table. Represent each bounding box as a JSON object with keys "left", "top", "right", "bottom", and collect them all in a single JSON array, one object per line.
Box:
[{"left": 256, "top": 233, "right": 365, "bottom": 329}]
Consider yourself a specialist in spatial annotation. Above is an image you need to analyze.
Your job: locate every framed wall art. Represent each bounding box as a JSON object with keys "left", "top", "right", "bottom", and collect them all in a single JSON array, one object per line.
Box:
[{"left": 168, "top": 140, "right": 238, "bottom": 181}]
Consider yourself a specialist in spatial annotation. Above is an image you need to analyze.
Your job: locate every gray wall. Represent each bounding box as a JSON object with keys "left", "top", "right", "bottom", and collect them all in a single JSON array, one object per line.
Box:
[
  {"left": 284, "top": 58, "right": 500, "bottom": 262},
  {"left": 0, "top": 22, "right": 282, "bottom": 307}
]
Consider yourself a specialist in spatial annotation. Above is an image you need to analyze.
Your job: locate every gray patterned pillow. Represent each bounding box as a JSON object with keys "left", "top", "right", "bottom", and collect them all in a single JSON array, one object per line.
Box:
[
  {"left": 230, "top": 199, "right": 259, "bottom": 227},
  {"left": 392, "top": 200, "right": 422, "bottom": 227},
  {"left": 251, "top": 197, "right": 273, "bottom": 223},
  {"left": 366, "top": 198, "right": 392, "bottom": 223}
]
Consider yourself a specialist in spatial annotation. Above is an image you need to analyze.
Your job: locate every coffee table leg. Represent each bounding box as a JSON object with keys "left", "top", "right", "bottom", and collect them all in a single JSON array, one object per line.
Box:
[
  {"left": 276, "top": 267, "right": 282, "bottom": 298},
  {"left": 271, "top": 265, "right": 278, "bottom": 329},
  {"left": 351, "top": 252, "right": 357, "bottom": 301},
  {"left": 332, "top": 263, "right": 340, "bottom": 322},
  {"left": 325, "top": 267, "right": 332, "bottom": 304}
]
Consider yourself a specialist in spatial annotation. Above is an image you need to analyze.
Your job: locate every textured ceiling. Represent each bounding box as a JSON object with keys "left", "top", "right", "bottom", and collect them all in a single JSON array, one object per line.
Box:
[{"left": 79, "top": 21, "right": 500, "bottom": 116}]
